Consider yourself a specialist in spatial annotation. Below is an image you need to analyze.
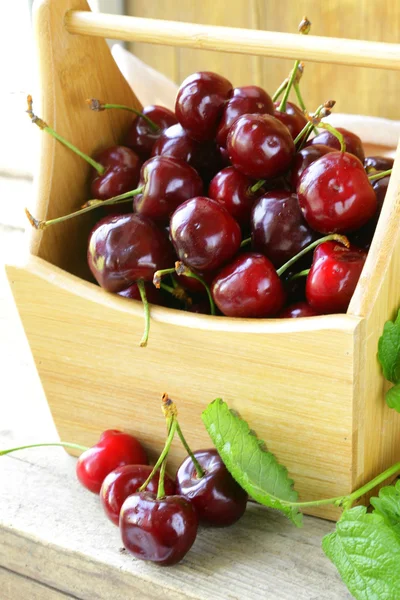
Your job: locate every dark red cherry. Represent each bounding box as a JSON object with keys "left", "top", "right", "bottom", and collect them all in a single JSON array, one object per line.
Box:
[
  {"left": 134, "top": 156, "right": 203, "bottom": 221},
  {"left": 88, "top": 214, "right": 174, "bottom": 293},
  {"left": 307, "top": 128, "right": 365, "bottom": 163},
  {"left": 372, "top": 175, "right": 390, "bottom": 212},
  {"left": 170, "top": 197, "right": 241, "bottom": 272},
  {"left": 208, "top": 166, "right": 263, "bottom": 226},
  {"left": 176, "top": 449, "right": 247, "bottom": 527},
  {"left": 216, "top": 87, "right": 274, "bottom": 147},
  {"left": 273, "top": 101, "right": 308, "bottom": 139},
  {"left": 120, "top": 492, "right": 198, "bottom": 565},
  {"left": 211, "top": 252, "right": 286, "bottom": 317},
  {"left": 186, "top": 297, "right": 212, "bottom": 314},
  {"left": 251, "top": 191, "right": 315, "bottom": 267},
  {"left": 118, "top": 282, "right": 164, "bottom": 305},
  {"left": 90, "top": 146, "right": 142, "bottom": 200},
  {"left": 278, "top": 301, "right": 318, "bottom": 318},
  {"left": 76, "top": 430, "right": 148, "bottom": 494},
  {"left": 306, "top": 241, "right": 367, "bottom": 314},
  {"left": 298, "top": 152, "right": 377, "bottom": 233},
  {"left": 227, "top": 114, "right": 295, "bottom": 180},
  {"left": 101, "top": 465, "right": 176, "bottom": 526},
  {"left": 364, "top": 155, "right": 394, "bottom": 174},
  {"left": 350, "top": 175, "right": 390, "bottom": 249},
  {"left": 124, "top": 105, "right": 178, "bottom": 160},
  {"left": 175, "top": 71, "right": 233, "bottom": 142},
  {"left": 291, "top": 144, "right": 335, "bottom": 189}
]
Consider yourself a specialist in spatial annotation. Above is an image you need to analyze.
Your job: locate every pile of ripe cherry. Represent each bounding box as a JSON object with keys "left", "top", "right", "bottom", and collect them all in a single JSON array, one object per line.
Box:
[{"left": 27, "top": 52, "right": 393, "bottom": 345}]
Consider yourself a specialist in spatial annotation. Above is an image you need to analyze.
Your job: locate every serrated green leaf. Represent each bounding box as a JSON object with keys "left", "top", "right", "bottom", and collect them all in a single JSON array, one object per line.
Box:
[
  {"left": 371, "top": 479, "right": 400, "bottom": 540},
  {"left": 385, "top": 384, "right": 400, "bottom": 413},
  {"left": 201, "top": 398, "right": 303, "bottom": 527},
  {"left": 378, "top": 313, "right": 400, "bottom": 384},
  {"left": 323, "top": 506, "right": 400, "bottom": 600}
]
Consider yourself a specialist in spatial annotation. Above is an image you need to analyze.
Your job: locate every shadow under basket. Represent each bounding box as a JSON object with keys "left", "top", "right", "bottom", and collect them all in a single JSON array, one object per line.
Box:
[{"left": 6, "top": 0, "right": 400, "bottom": 520}]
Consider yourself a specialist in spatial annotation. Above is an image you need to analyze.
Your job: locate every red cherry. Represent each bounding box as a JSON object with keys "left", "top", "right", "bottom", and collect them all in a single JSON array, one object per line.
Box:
[
  {"left": 176, "top": 449, "right": 247, "bottom": 527},
  {"left": 227, "top": 114, "right": 295, "bottom": 179},
  {"left": 175, "top": 71, "right": 233, "bottom": 142},
  {"left": 291, "top": 144, "right": 335, "bottom": 189},
  {"left": 307, "top": 128, "right": 365, "bottom": 163},
  {"left": 251, "top": 191, "right": 315, "bottom": 267},
  {"left": 298, "top": 152, "right": 377, "bottom": 233},
  {"left": 364, "top": 155, "right": 394, "bottom": 174},
  {"left": 170, "top": 197, "right": 241, "bottom": 272},
  {"left": 90, "top": 146, "right": 142, "bottom": 200},
  {"left": 273, "top": 101, "right": 308, "bottom": 139},
  {"left": 120, "top": 492, "right": 198, "bottom": 565},
  {"left": 100, "top": 465, "right": 176, "bottom": 526},
  {"left": 134, "top": 156, "right": 203, "bottom": 222},
  {"left": 350, "top": 174, "right": 390, "bottom": 249},
  {"left": 211, "top": 252, "right": 286, "bottom": 317},
  {"left": 278, "top": 301, "right": 318, "bottom": 318},
  {"left": 208, "top": 166, "right": 263, "bottom": 226},
  {"left": 88, "top": 214, "right": 174, "bottom": 293},
  {"left": 306, "top": 241, "right": 367, "bottom": 314},
  {"left": 124, "top": 105, "right": 178, "bottom": 160},
  {"left": 76, "top": 430, "right": 148, "bottom": 494}
]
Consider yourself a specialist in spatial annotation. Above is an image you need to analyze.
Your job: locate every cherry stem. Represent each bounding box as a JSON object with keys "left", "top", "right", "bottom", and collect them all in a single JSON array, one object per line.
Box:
[
  {"left": 290, "top": 268, "right": 310, "bottom": 281},
  {"left": 294, "top": 102, "right": 328, "bottom": 147},
  {"left": 153, "top": 268, "right": 176, "bottom": 288},
  {"left": 175, "top": 262, "right": 216, "bottom": 316},
  {"left": 272, "top": 78, "right": 289, "bottom": 102},
  {"left": 318, "top": 122, "right": 346, "bottom": 152},
  {"left": 137, "top": 279, "right": 150, "bottom": 347},
  {"left": 157, "top": 417, "right": 172, "bottom": 499},
  {"left": 240, "top": 237, "right": 251, "bottom": 248},
  {"left": 0, "top": 442, "right": 88, "bottom": 456},
  {"left": 86, "top": 99, "right": 159, "bottom": 132},
  {"left": 27, "top": 95, "right": 105, "bottom": 176},
  {"left": 25, "top": 187, "right": 144, "bottom": 230},
  {"left": 294, "top": 81, "right": 307, "bottom": 113},
  {"left": 250, "top": 179, "right": 266, "bottom": 194},
  {"left": 278, "top": 59, "right": 300, "bottom": 113},
  {"left": 138, "top": 418, "right": 177, "bottom": 492},
  {"left": 175, "top": 422, "right": 205, "bottom": 478},
  {"left": 276, "top": 234, "right": 349, "bottom": 277},
  {"left": 368, "top": 168, "right": 392, "bottom": 182},
  {"left": 160, "top": 282, "right": 192, "bottom": 306}
]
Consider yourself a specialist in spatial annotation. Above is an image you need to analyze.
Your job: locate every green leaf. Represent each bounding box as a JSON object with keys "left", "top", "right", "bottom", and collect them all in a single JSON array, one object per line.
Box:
[
  {"left": 371, "top": 479, "right": 400, "bottom": 540},
  {"left": 323, "top": 506, "right": 400, "bottom": 600},
  {"left": 201, "top": 398, "right": 303, "bottom": 527},
  {"left": 377, "top": 311, "right": 400, "bottom": 383},
  {"left": 385, "top": 384, "right": 400, "bottom": 413}
]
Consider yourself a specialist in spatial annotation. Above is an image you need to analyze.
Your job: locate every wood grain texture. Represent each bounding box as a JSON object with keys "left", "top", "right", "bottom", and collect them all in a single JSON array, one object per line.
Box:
[
  {"left": 126, "top": 0, "right": 400, "bottom": 119},
  {"left": 0, "top": 568, "right": 77, "bottom": 600}
]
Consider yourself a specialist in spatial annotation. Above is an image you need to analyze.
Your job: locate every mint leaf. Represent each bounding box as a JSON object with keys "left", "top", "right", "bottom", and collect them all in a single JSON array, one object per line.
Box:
[
  {"left": 323, "top": 506, "right": 400, "bottom": 600},
  {"left": 201, "top": 398, "right": 302, "bottom": 527},
  {"left": 378, "top": 311, "right": 400, "bottom": 383},
  {"left": 371, "top": 479, "right": 400, "bottom": 540},
  {"left": 385, "top": 384, "right": 400, "bottom": 413}
]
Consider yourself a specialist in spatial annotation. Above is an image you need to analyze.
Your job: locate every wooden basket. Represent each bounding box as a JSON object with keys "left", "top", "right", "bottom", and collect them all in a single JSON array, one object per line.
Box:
[{"left": 6, "top": 0, "right": 400, "bottom": 520}]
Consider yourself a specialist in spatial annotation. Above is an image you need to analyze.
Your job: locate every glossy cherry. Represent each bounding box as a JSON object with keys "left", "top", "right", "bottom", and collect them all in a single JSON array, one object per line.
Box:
[
  {"left": 350, "top": 174, "right": 390, "bottom": 249},
  {"left": 76, "top": 430, "right": 148, "bottom": 494},
  {"left": 120, "top": 492, "right": 198, "bottom": 565},
  {"left": 364, "top": 155, "right": 394, "bottom": 174},
  {"left": 211, "top": 252, "right": 286, "bottom": 317},
  {"left": 307, "top": 128, "right": 365, "bottom": 163},
  {"left": 216, "top": 86, "right": 274, "bottom": 147},
  {"left": 175, "top": 71, "right": 233, "bottom": 141},
  {"left": 273, "top": 101, "right": 308, "bottom": 139},
  {"left": 90, "top": 146, "right": 142, "bottom": 200},
  {"left": 170, "top": 197, "right": 241, "bottom": 272},
  {"left": 101, "top": 465, "right": 176, "bottom": 525},
  {"left": 291, "top": 144, "right": 335, "bottom": 189},
  {"left": 134, "top": 156, "right": 203, "bottom": 221},
  {"left": 278, "top": 301, "right": 318, "bottom": 318},
  {"left": 306, "top": 241, "right": 367, "bottom": 314},
  {"left": 176, "top": 449, "right": 247, "bottom": 527},
  {"left": 124, "top": 105, "right": 178, "bottom": 160},
  {"left": 208, "top": 166, "right": 264, "bottom": 226},
  {"left": 298, "top": 151, "right": 377, "bottom": 233},
  {"left": 88, "top": 213, "right": 174, "bottom": 293},
  {"left": 251, "top": 191, "right": 315, "bottom": 267},
  {"left": 227, "top": 114, "right": 295, "bottom": 179}
]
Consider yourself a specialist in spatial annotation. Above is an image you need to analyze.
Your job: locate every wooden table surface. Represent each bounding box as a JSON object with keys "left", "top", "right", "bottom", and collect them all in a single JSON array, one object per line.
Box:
[{"left": 0, "top": 180, "right": 351, "bottom": 600}]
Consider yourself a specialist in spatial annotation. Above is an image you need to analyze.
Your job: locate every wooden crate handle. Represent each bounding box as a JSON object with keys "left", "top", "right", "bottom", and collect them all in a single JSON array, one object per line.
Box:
[{"left": 65, "top": 11, "right": 400, "bottom": 71}]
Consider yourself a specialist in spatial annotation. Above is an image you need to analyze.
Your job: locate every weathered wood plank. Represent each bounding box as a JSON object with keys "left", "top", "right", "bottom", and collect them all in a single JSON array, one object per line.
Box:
[{"left": 0, "top": 567, "right": 78, "bottom": 600}]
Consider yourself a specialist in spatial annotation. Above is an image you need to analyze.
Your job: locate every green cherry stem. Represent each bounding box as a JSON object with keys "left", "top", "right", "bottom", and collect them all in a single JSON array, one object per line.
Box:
[
  {"left": 290, "top": 268, "right": 310, "bottom": 281},
  {"left": 175, "top": 422, "right": 205, "bottom": 478},
  {"left": 276, "top": 234, "right": 349, "bottom": 277},
  {"left": 86, "top": 98, "right": 159, "bottom": 132},
  {"left": 153, "top": 268, "right": 176, "bottom": 288},
  {"left": 25, "top": 188, "right": 144, "bottom": 230},
  {"left": 318, "top": 122, "right": 346, "bottom": 152},
  {"left": 294, "top": 81, "right": 307, "bottom": 113},
  {"left": 27, "top": 95, "right": 105, "bottom": 175},
  {"left": 137, "top": 279, "right": 150, "bottom": 348},
  {"left": 272, "top": 78, "right": 289, "bottom": 102},
  {"left": 0, "top": 442, "right": 88, "bottom": 456},
  {"left": 250, "top": 179, "right": 266, "bottom": 194},
  {"left": 157, "top": 417, "right": 172, "bottom": 499},
  {"left": 138, "top": 418, "right": 178, "bottom": 492},
  {"left": 368, "top": 168, "right": 392, "bottom": 182},
  {"left": 175, "top": 262, "right": 216, "bottom": 316},
  {"left": 240, "top": 237, "right": 251, "bottom": 248},
  {"left": 277, "top": 60, "right": 300, "bottom": 113}
]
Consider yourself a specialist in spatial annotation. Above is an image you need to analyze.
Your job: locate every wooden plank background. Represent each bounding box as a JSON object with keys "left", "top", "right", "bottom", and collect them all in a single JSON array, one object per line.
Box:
[{"left": 126, "top": 0, "right": 400, "bottom": 119}]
